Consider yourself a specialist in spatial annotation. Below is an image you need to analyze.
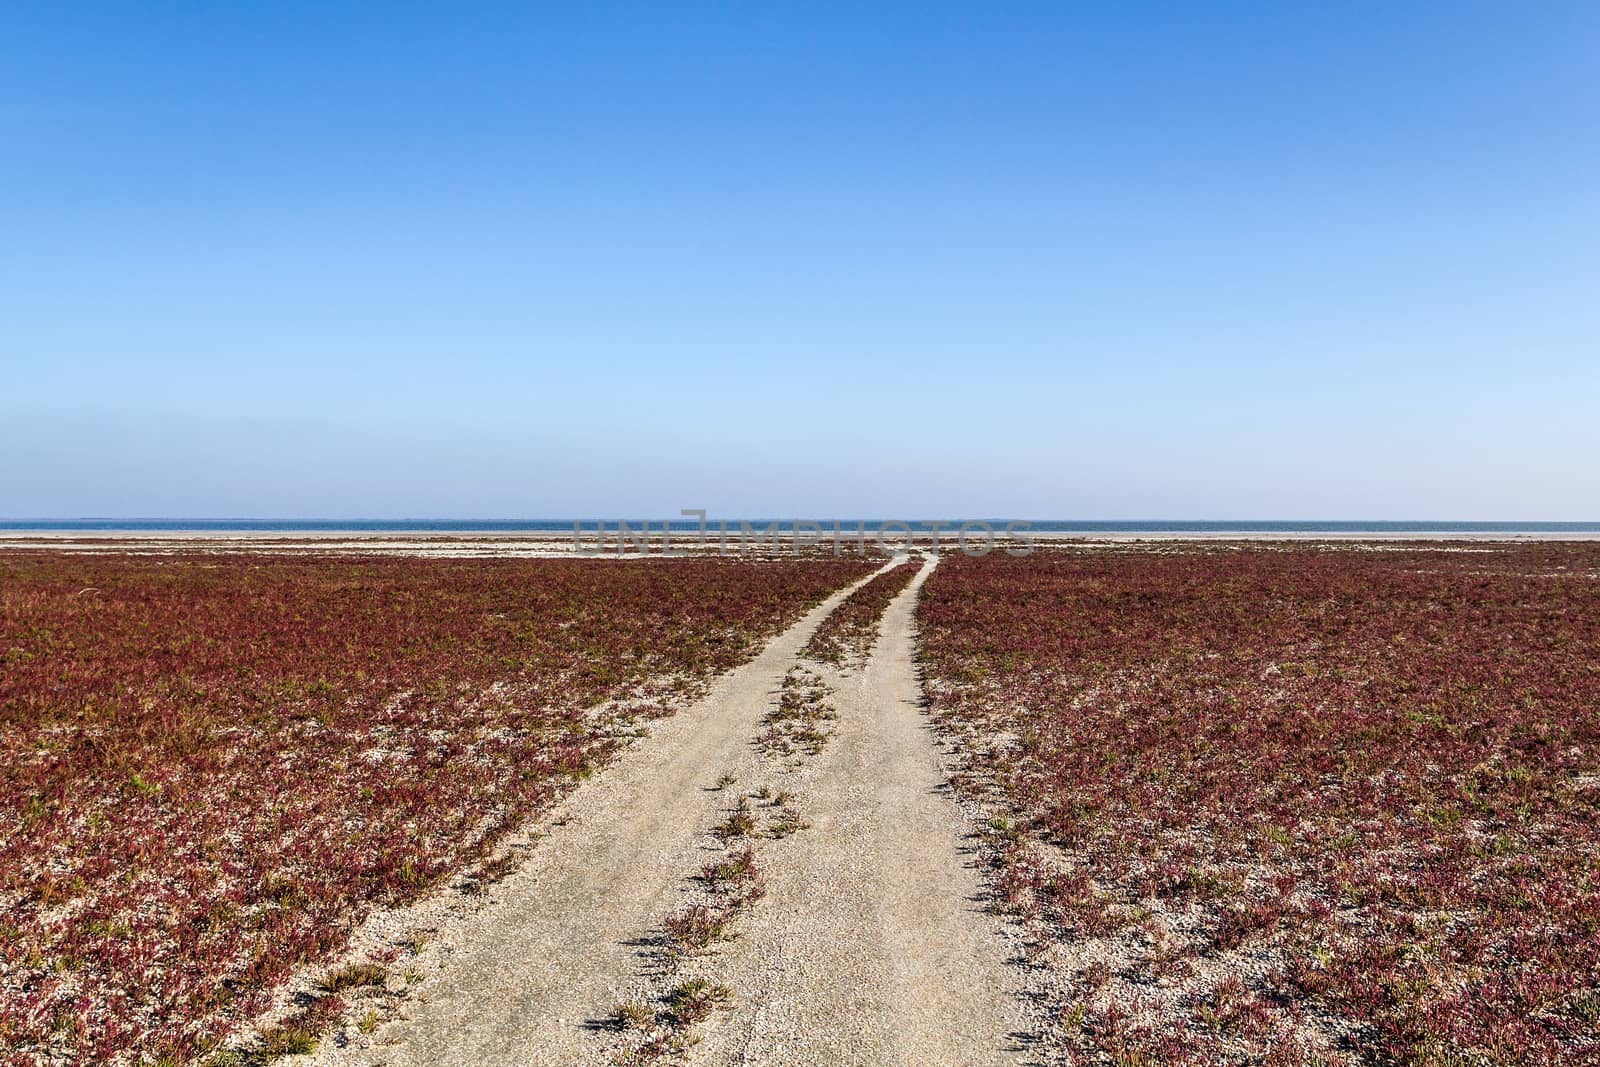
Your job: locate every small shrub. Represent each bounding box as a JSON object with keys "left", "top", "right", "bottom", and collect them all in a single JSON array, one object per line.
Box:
[
  {"left": 663, "top": 902, "right": 735, "bottom": 954},
  {"left": 664, "top": 978, "right": 733, "bottom": 1025},
  {"left": 322, "top": 961, "right": 386, "bottom": 992},
  {"left": 613, "top": 1000, "right": 656, "bottom": 1030}
]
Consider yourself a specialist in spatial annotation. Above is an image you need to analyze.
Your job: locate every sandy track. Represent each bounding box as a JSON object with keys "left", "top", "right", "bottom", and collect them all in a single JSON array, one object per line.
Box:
[
  {"left": 312, "top": 566, "right": 889, "bottom": 1067},
  {"left": 313, "top": 557, "right": 1027, "bottom": 1066},
  {"left": 690, "top": 558, "right": 1029, "bottom": 1067}
]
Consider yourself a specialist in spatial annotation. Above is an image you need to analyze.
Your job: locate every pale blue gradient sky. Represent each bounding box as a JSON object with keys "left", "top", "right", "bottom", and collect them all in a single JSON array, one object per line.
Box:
[{"left": 4, "top": 3, "right": 1598, "bottom": 519}]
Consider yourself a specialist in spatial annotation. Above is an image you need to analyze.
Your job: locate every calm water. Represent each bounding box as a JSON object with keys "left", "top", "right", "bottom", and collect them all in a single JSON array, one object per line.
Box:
[{"left": 4, "top": 519, "right": 1599, "bottom": 535}]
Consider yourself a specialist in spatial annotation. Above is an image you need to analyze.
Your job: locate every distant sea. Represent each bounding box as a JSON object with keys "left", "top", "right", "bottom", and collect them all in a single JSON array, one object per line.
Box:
[{"left": 4, "top": 519, "right": 1599, "bottom": 535}]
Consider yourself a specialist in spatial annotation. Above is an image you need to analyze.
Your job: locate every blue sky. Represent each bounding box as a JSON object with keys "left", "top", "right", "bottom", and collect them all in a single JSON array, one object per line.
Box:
[{"left": 4, "top": 2, "right": 1597, "bottom": 519}]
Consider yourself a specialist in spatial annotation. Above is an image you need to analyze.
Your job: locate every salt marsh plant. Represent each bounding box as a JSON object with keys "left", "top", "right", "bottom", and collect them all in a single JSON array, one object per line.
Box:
[
  {"left": 0, "top": 551, "right": 870, "bottom": 1063},
  {"left": 918, "top": 543, "right": 1600, "bottom": 1065}
]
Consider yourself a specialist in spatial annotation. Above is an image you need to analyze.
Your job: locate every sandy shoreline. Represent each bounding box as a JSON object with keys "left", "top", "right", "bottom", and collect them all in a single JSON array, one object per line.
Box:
[{"left": 3, "top": 530, "right": 1600, "bottom": 557}]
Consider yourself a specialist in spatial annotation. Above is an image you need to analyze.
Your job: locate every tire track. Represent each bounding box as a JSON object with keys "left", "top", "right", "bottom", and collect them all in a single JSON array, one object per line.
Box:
[
  {"left": 689, "top": 557, "right": 1031, "bottom": 1067},
  {"left": 307, "top": 564, "right": 893, "bottom": 1067}
]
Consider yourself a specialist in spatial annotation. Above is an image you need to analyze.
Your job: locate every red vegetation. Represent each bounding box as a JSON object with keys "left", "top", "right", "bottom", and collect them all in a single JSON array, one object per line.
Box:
[
  {"left": 918, "top": 544, "right": 1600, "bottom": 1065},
  {"left": 0, "top": 552, "right": 868, "bottom": 1064},
  {"left": 802, "top": 558, "right": 920, "bottom": 665}
]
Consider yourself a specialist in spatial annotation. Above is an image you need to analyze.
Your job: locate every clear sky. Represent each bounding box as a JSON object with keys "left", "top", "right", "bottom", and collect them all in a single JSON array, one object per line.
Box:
[{"left": 4, "top": 2, "right": 1597, "bottom": 520}]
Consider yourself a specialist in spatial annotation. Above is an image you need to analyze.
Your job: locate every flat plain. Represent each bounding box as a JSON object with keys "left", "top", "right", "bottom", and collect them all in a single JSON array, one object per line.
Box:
[
  {"left": 3, "top": 542, "right": 1598, "bottom": 1066},
  {"left": 918, "top": 542, "right": 1600, "bottom": 1065},
  {"left": 0, "top": 552, "right": 870, "bottom": 1062}
]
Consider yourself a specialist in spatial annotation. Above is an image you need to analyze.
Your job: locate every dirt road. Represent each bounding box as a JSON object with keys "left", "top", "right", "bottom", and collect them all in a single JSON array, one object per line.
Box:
[
  {"left": 691, "top": 559, "right": 1028, "bottom": 1067},
  {"left": 312, "top": 558, "right": 1026, "bottom": 1066}
]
